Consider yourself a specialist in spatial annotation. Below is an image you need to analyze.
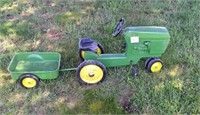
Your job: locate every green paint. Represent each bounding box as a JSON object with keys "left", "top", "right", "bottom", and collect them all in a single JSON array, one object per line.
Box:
[
  {"left": 85, "top": 26, "right": 170, "bottom": 67},
  {"left": 8, "top": 52, "right": 61, "bottom": 80}
]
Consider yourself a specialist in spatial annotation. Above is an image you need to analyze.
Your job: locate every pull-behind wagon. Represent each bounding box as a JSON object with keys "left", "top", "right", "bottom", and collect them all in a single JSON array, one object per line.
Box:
[{"left": 8, "top": 18, "right": 170, "bottom": 88}]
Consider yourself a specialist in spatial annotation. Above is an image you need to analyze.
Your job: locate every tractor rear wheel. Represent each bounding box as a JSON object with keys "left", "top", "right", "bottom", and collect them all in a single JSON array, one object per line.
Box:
[
  {"left": 79, "top": 43, "right": 104, "bottom": 61},
  {"left": 76, "top": 60, "right": 106, "bottom": 84}
]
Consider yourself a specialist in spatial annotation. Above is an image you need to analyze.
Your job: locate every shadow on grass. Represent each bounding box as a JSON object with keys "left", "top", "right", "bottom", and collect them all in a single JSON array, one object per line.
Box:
[
  {"left": 0, "top": 76, "right": 125, "bottom": 114},
  {"left": 127, "top": 73, "right": 199, "bottom": 114}
]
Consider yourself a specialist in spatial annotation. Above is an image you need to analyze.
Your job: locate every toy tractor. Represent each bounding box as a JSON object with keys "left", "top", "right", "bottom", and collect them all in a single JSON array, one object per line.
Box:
[{"left": 77, "top": 18, "right": 170, "bottom": 84}]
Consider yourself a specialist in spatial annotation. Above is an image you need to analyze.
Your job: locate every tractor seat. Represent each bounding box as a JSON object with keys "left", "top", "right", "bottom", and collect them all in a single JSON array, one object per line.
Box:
[{"left": 79, "top": 38, "right": 98, "bottom": 51}]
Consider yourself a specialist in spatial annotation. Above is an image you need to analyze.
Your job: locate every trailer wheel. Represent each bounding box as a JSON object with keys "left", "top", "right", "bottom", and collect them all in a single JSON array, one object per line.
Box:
[
  {"left": 79, "top": 43, "right": 105, "bottom": 61},
  {"left": 76, "top": 60, "right": 106, "bottom": 84},
  {"left": 147, "top": 58, "right": 163, "bottom": 73},
  {"left": 19, "top": 74, "right": 39, "bottom": 88},
  {"left": 145, "top": 57, "right": 154, "bottom": 69}
]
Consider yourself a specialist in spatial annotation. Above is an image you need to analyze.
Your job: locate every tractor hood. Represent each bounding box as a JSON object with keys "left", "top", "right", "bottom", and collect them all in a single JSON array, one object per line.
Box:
[{"left": 123, "top": 26, "right": 170, "bottom": 40}]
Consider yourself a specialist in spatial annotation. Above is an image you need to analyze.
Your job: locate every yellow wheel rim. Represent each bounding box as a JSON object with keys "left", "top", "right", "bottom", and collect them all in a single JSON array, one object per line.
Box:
[
  {"left": 22, "top": 78, "right": 37, "bottom": 88},
  {"left": 81, "top": 50, "right": 85, "bottom": 59},
  {"left": 81, "top": 47, "right": 102, "bottom": 59},
  {"left": 80, "top": 64, "right": 104, "bottom": 84},
  {"left": 97, "top": 47, "right": 102, "bottom": 54},
  {"left": 151, "top": 62, "right": 163, "bottom": 73}
]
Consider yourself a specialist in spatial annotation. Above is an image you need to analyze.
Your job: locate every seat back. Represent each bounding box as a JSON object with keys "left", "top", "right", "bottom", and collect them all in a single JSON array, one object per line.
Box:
[{"left": 79, "top": 38, "right": 98, "bottom": 51}]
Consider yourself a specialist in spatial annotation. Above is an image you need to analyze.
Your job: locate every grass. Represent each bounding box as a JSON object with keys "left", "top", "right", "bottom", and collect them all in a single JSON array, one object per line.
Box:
[{"left": 0, "top": 0, "right": 199, "bottom": 114}]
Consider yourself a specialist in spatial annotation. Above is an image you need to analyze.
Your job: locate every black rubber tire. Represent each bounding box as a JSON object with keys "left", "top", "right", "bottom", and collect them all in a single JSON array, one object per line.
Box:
[
  {"left": 76, "top": 60, "right": 106, "bottom": 84},
  {"left": 19, "top": 73, "right": 40, "bottom": 89},
  {"left": 78, "top": 43, "right": 105, "bottom": 61},
  {"left": 147, "top": 58, "right": 163, "bottom": 73},
  {"left": 145, "top": 57, "right": 154, "bottom": 69}
]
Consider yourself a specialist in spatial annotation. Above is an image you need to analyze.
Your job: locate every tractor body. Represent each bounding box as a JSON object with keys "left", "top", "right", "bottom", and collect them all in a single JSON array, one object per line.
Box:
[{"left": 84, "top": 26, "right": 170, "bottom": 67}]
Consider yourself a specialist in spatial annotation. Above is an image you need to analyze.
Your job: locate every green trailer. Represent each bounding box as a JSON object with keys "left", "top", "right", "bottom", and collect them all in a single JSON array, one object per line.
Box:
[
  {"left": 8, "top": 18, "right": 170, "bottom": 88},
  {"left": 8, "top": 52, "right": 61, "bottom": 88}
]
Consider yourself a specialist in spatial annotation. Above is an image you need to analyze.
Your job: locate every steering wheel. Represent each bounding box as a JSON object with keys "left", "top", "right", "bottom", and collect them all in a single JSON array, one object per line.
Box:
[{"left": 113, "top": 18, "right": 125, "bottom": 37}]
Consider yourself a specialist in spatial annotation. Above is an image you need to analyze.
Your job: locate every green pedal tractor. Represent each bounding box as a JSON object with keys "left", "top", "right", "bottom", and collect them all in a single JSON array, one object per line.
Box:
[
  {"left": 77, "top": 18, "right": 170, "bottom": 84},
  {"left": 8, "top": 18, "right": 170, "bottom": 88}
]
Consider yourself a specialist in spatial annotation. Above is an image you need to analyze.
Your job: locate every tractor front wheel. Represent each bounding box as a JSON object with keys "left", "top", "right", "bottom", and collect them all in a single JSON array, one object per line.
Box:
[
  {"left": 146, "top": 58, "right": 163, "bottom": 73},
  {"left": 145, "top": 57, "right": 154, "bottom": 69},
  {"left": 76, "top": 60, "right": 106, "bottom": 84}
]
